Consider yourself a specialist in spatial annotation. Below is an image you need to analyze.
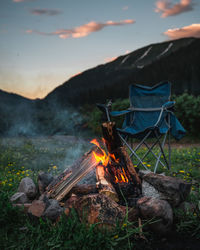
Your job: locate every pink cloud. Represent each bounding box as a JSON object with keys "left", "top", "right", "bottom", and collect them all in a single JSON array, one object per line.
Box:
[
  {"left": 164, "top": 23, "right": 200, "bottom": 39},
  {"left": 104, "top": 56, "right": 118, "bottom": 63},
  {"left": 70, "top": 72, "right": 82, "bottom": 78},
  {"left": 26, "top": 19, "right": 135, "bottom": 39},
  {"left": 13, "top": 0, "right": 36, "bottom": 2},
  {"left": 30, "top": 8, "right": 62, "bottom": 16},
  {"left": 122, "top": 6, "right": 129, "bottom": 10},
  {"left": 155, "top": 0, "right": 194, "bottom": 17}
]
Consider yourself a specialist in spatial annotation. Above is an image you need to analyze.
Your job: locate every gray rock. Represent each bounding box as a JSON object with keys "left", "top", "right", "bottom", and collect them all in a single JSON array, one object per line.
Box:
[
  {"left": 38, "top": 172, "right": 54, "bottom": 194},
  {"left": 10, "top": 192, "right": 29, "bottom": 204},
  {"left": 38, "top": 194, "right": 51, "bottom": 208},
  {"left": 18, "top": 177, "right": 37, "bottom": 199},
  {"left": 138, "top": 170, "right": 151, "bottom": 179},
  {"left": 142, "top": 180, "right": 161, "bottom": 199},
  {"left": 142, "top": 172, "right": 191, "bottom": 207},
  {"left": 42, "top": 199, "right": 63, "bottom": 221},
  {"left": 137, "top": 196, "right": 173, "bottom": 234}
]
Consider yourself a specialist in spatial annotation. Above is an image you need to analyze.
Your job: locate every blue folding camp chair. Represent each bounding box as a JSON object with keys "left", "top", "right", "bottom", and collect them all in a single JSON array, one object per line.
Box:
[{"left": 98, "top": 81, "right": 186, "bottom": 173}]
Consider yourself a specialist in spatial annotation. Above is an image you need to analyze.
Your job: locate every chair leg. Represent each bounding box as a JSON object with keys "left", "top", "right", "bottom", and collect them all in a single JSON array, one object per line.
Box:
[
  {"left": 143, "top": 139, "right": 166, "bottom": 169},
  {"left": 168, "top": 130, "right": 171, "bottom": 170},
  {"left": 154, "top": 131, "right": 169, "bottom": 170},
  {"left": 130, "top": 131, "right": 152, "bottom": 158},
  {"left": 154, "top": 132, "right": 168, "bottom": 173},
  {"left": 118, "top": 133, "right": 149, "bottom": 171}
]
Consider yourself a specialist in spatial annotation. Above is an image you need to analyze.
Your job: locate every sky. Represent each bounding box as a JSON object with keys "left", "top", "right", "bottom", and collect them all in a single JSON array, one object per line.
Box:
[{"left": 0, "top": 0, "right": 200, "bottom": 99}]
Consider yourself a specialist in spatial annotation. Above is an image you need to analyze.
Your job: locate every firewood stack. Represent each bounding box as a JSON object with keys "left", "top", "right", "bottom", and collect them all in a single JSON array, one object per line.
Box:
[{"left": 46, "top": 122, "right": 141, "bottom": 205}]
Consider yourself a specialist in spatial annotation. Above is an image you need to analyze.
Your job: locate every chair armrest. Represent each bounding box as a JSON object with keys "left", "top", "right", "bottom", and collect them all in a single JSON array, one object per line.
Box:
[
  {"left": 110, "top": 110, "right": 132, "bottom": 117},
  {"left": 162, "top": 101, "right": 175, "bottom": 109}
]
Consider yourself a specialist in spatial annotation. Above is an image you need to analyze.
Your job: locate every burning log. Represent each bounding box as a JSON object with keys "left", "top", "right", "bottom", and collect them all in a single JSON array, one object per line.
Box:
[
  {"left": 46, "top": 147, "right": 100, "bottom": 201},
  {"left": 96, "top": 165, "right": 119, "bottom": 202},
  {"left": 101, "top": 122, "right": 141, "bottom": 190}
]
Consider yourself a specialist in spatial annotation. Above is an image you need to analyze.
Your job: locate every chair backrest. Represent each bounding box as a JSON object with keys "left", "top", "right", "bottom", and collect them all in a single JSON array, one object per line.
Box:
[{"left": 129, "top": 81, "right": 171, "bottom": 109}]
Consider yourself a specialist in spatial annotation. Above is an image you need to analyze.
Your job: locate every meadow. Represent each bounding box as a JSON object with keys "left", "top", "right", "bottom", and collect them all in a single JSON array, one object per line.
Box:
[{"left": 0, "top": 136, "right": 200, "bottom": 249}]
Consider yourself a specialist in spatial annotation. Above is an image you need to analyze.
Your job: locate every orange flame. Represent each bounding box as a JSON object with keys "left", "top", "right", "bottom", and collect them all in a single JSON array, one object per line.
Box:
[
  {"left": 90, "top": 138, "right": 129, "bottom": 183},
  {"left": 114, "top": 167, "right": 129, "bottom": 183},
  {"left": 90, "top": 138, "right": 100, "bottom": 148},
  {"left": 90, "top": 139, "right": 110, "bottom": 166}
]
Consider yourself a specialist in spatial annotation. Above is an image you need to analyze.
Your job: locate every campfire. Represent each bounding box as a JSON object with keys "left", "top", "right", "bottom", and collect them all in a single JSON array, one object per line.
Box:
[
  {"left": 46, "top": 121, "right": 141, "bottom": 205},
  {"left": 10, "top": 121, "right": 192, "bottom": 235}
]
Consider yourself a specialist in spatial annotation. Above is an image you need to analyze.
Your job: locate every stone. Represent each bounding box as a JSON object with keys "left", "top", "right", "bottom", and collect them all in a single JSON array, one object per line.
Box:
[
  {"left": 28, "top": 200, "right": 46, "bottom": 218},
  {"left": 141, "top": 172, "right": 191, "bottom": 207},
  {"left": 42, "top": 199, "right": 63, "bottom": 221},
  {"left": 18, "top": 177, "right": 37, "bottom": 199},
  {"left": 138, "top": 170, "right": 151, "bottom": 179},
  {"left": 38, "top": 194, "right": 51, "bottom": 208},
  {"left": 142, "top": 180, "right": 160, "bottom": 199},
  {"left": 38, "top": 172, "right": 54, "bottom": 194},
  {"left": 10, "top": 192, "right": 29, "bottom": 204},
  {"left": 137, "top": 196, "right": 173, "bottom": 234}
]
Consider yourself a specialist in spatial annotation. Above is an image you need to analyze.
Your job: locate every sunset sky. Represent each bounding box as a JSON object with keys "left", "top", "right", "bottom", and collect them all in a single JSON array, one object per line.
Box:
[{"left": 0, "top": 0, "right": 200, "bottom": 99}]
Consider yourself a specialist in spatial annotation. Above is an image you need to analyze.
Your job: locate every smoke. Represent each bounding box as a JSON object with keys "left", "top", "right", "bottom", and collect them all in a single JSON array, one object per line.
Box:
[{"left": 0, "top": 92, "right": 88, "bottom": 137}]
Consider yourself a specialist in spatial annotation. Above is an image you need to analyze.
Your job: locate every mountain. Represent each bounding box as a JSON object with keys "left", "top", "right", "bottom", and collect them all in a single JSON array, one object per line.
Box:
[
  {"left": 0, "top": 37, "right": 200, "bottom": 136},
  {"left": 45, "top": 37, "right": 200, "bottom": 107}
]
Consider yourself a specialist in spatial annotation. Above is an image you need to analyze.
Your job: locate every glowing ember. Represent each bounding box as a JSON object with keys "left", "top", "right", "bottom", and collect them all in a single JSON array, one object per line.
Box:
[
  {"left": 114, "top": 168, "right": 129, "bottom": 183},
  {"left": 90, "top": 138, "right": 129, "bottom": 183}
]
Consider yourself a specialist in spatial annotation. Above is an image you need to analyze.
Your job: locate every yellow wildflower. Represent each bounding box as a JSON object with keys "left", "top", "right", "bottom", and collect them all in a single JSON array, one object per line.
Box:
[
  {"left": 16, "top": 172, "right": 20, "bottom": 175},
  {"left": 113, "top": 235, "right": 119, "bottom": 239},
  {"left": 1, "top": 181, "right": 5, "bottom": 185},
  {"left": 26, "top": 174, "right": 29, "bottom": 177},
  {"left": 147, "top": 164, "right": 151, "bottom": 167},
  {"left": 8, "top": 183, "right": 12, "bottom": 186},
  {"left": 9, "top": 179, "right": 12, "bottom": 182},
  {"left": 122, "top": 223, "right": 127, "bottom": 228},
  {"left": 53, "top": 166, "right": 57, "bottom": 169},
  {"left": 179, "top": 170, "right": 185, "bottom": 173},
  {"left": 22, "top": 171, "right": 25, "bottom": 174}
]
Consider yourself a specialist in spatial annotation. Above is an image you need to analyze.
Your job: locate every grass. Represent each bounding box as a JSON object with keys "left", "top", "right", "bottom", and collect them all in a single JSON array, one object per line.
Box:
[{"left": 0, "top": 136, "right": 200, "bottom": 249}]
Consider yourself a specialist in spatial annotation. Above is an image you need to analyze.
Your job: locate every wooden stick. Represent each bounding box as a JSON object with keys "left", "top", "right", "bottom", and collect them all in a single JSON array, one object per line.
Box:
[{"left": 46, "top": 147, "right": 99, "bottom": 201}]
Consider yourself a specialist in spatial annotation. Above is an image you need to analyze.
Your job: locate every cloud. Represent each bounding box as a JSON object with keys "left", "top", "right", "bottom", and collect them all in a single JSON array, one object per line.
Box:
[
  {"left": 164, "top": 23, "right": 200, "bottom": 39},
  {"left": 30, "top": 8, "right": 62, "bottom": 16},
  {"left": 13, "top": 0, "right": 36, "bottom": 2},
  {"left": 104, "top": 56, "right": 117, "bottom": 63},
  {"left": 26, "top": 19, "right": 135, "bottom": 39},
  {"left": 155, "top": 0, "right": 194, "bottom": 17},
  {"left": 122, "top": 6, "right": 129, "bottom": 10}
]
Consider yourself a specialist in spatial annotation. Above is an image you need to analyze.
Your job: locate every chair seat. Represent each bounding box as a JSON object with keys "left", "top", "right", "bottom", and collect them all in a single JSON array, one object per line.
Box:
[{"left": 117, "top": 125, "right": 169, "bottom": 139}]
